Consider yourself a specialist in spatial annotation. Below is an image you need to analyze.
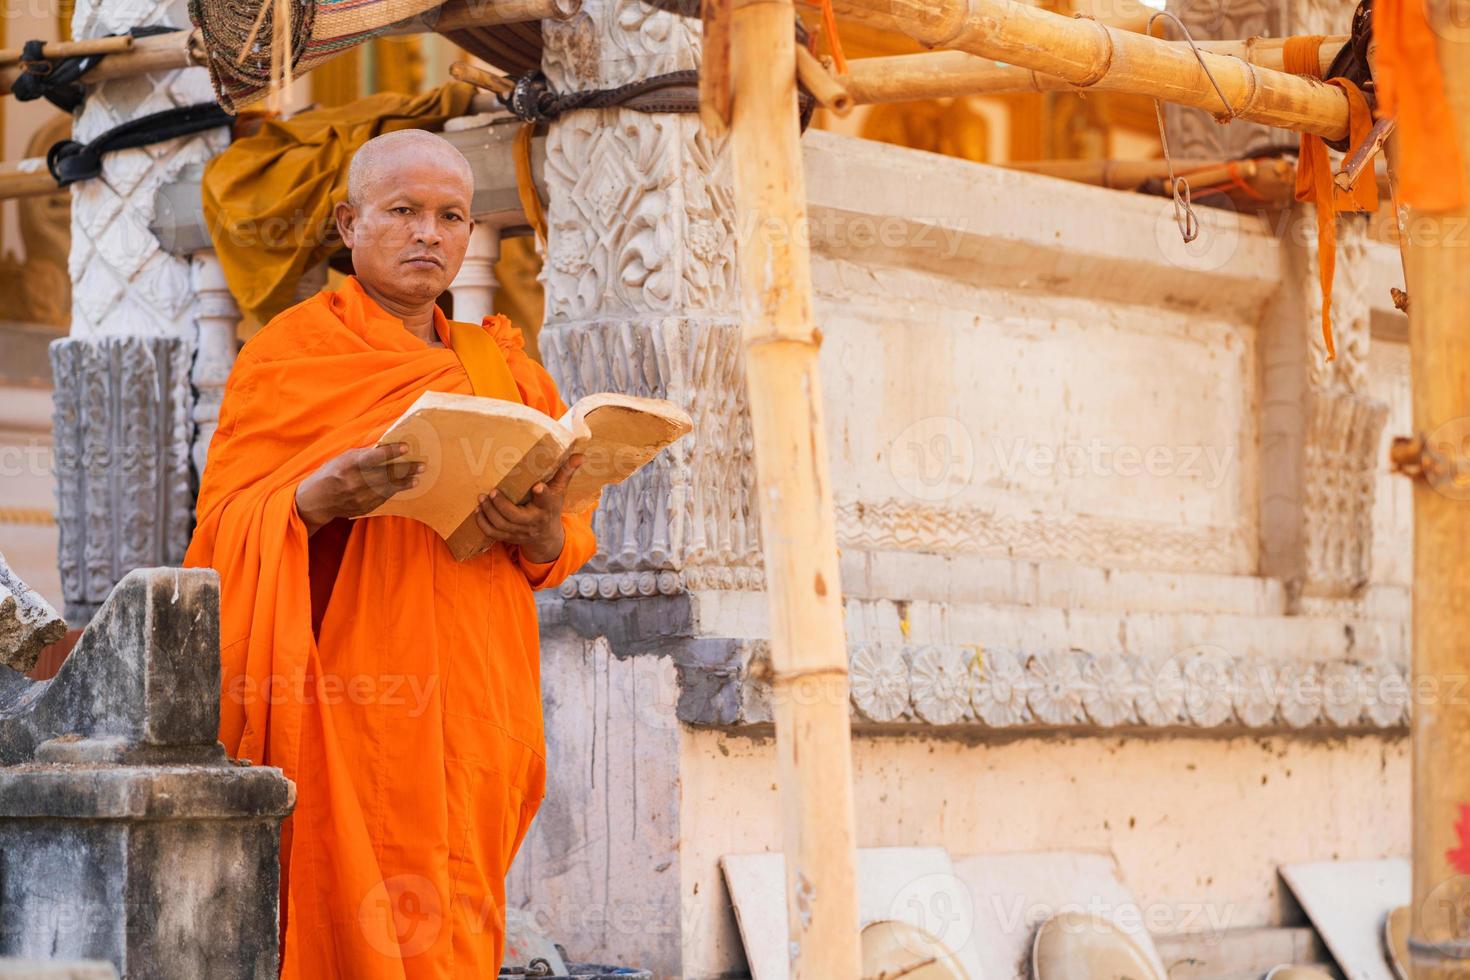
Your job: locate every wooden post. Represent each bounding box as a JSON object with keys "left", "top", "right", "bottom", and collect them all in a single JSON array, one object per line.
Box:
[
  {"left": 0, "top": 29, "right": 203, "bottom": 97},
  {"left": 1392, "top": 11, "right": 1470, "bottom": 977},
  {"left": 830, "top": 0, "right": 1350, "bottom": 138},
  {"left": 728, "top": 0, "right": 862, "bottom": 976},
  {"left": 842, "top": 37, "right": 1345, "bottom": 105}
]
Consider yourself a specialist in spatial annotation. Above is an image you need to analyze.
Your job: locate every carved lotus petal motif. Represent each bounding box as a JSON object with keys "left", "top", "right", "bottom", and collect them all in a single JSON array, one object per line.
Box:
[
  {"left": 1231, "top": 657, "right": 1280, "bottom": 728},
  {"left": 971, "top": 648, "right": 1031, "bottom": 727},
  {"left": 1026, "top": 651, "right": 1084, "bottom": 726},
  {"left": 909, "top": 645, "right": 973, "bottom": 726},
  {"left": 1278, "top": 662, "right": 1324, "bottom": 728},
  {"left": 849, "top": 643, "right": 911, "bottom": 723},
  {"left": 1321, "top": 661, "right": 1368, "bottom": 727},
  {"left": 1080, "top": 654, "right": 1137, "bottom": 727},
  {"left": 1183, "top": 646, "right": 1234, "bottom": 728},
  {"left": 1135, "top": 657, "right": 1186, "bottom": 727},
  {"left": 1362, "top": 661, "right": 1410, "bottom": 728}
]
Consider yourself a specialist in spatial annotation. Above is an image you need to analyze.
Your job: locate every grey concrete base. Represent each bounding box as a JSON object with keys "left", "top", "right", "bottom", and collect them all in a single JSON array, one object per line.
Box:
[{"left": 0, "top": 960, "right": 118, "bottom": 979}]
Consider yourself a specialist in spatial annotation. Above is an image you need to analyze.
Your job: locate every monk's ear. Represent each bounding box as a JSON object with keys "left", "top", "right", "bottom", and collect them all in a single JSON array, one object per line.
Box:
[{"left": 334, "top": 200, "right": 358, "bottom": 249}]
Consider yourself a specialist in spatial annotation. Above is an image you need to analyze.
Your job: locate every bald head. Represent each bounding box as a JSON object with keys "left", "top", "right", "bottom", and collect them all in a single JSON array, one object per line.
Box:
[
  {"left": 347, "top": 130, "right": 474, "bottom": 208},
  {"left": 335, "top": 130, "right": 476, "bottom": 319}
]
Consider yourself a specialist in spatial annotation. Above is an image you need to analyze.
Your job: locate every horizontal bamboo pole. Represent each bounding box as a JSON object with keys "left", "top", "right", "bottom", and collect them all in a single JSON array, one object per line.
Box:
[
  {"left": 449, "top": 60, "right": 514, "bottom": 95},
  {"left": 0, "top": 158, "right": 61, "bottom": 200},
  {"left": 830, "top": 0, "right": 1349, "bottom": 139},
  {"left": 0, "top": 29, "right": 203, "bottom": 97},
  {"left": 844, "top": 36, "right": 1346, "bottom": 104},
  {"left": 795, "top": 44, "right": 853, "bottom": 115},
  {"left": 0, "top": 34, "right": 133, "bottom": 67}
]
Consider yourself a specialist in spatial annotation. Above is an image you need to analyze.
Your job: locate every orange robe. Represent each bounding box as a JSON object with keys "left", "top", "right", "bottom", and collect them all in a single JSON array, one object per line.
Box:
[{"left": 184, "top": 275, "right": 596, "bottom": 979}]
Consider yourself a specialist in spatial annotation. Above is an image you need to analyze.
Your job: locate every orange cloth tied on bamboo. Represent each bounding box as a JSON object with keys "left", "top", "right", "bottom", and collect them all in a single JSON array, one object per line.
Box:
[
  {"left": 1285, "top": 36, "right": 1379, "bottom": 362},
  {"left": 1373, "top": 0, "right": 1468, "bottom": 212},
  {"left": 201, "top": 83, "right": 477, "bottom": 326},
  {"left": 184, "top": 274, "right": 597, "bottom": 979}
]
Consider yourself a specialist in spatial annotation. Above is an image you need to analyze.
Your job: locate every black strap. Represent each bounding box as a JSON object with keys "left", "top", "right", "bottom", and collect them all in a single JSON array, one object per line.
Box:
[
  {"left": 47, "top": 102, "right": 232, "bottom": 186},
  {"left": 13, "top": 26, "right": 178, "bottom": 112},
  {"left": 505, "top": 68, "right": 816, "bottom": 131}
]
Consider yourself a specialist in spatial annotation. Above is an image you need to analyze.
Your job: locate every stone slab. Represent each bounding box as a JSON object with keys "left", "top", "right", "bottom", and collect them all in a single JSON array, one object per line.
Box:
[
  {"left": 1280, "top": 858, "right": 1409, "bottom": 980},
  {"left": 721, "top": 847, "right": 986, "bottom": 980}
]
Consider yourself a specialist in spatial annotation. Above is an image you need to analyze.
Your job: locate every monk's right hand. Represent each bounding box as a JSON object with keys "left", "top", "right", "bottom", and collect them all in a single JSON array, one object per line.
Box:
[{"left": 294, "top": 443, "right": 425, "bottom": 536}]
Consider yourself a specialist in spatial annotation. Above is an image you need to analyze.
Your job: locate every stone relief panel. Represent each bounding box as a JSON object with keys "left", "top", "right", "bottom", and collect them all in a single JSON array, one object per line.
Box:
[
  {"left": 541, "top": 0, "right": 752, "bottom": 594},
  {"left": 542, "top": 0, "right": 701, "bottom": 91},
  {"left": 700, "top": 641, "right": 1410, "bottom": 733},
  {"left": 540, "top": 318, "right": 762, "bottom": 598},
  {"left": 50, "top": 336, "right": 194, "bottom": 623}
]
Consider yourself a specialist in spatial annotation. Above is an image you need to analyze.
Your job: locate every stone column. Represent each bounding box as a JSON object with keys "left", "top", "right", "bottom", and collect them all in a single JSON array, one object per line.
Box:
[
  {"left": 52, "top": 0, "right": 233, "bottom": 622},
  {"left": 450, "top": 223, "right": 501, "bottom": 324},
  {"left": 1259, "top": 216, "right": 1388, "bottom": 611},
  {"left": 508, "top": 3, "right": 755, "bottom": 975},
  {"left": 189, "top": 251, "right": 242, "bottom": 475}
]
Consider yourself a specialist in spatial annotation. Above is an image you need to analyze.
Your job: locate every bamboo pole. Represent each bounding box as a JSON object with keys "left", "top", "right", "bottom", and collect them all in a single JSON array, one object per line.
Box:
[
  {"left": 449, "top": 60, "right": 514, "bottom": 96},
  {"left": 0, "top": 29, "right": 203, "bottom": 97},
  {"left": 0, "top": 34, "right": 133, "bottom": 66},
  {"left": 728, "top": 0, "right": 861, "bottom": 975},
  {"left": 0, "top": 158, "right": 61, "bottom": 199},
  {"left": 1392, "top": 10, "right": 1470, "bottom": 976},
  {"left": 795, "top": 45, "right": 854, "bottom": 116},
  {"left": 843, "top": 37, "right": 1345, "bottom": 105},
  {"left": 700, "top": 0, "right": 733, "bottom": 136},
  {"left": 830, "top": 0, "right": 1350, "bottom": 139}
]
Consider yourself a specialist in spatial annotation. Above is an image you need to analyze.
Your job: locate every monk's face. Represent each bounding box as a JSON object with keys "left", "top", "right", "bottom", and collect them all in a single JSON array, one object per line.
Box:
[{"left": 336, "top": 155, "right": 474, "bottom": 309}]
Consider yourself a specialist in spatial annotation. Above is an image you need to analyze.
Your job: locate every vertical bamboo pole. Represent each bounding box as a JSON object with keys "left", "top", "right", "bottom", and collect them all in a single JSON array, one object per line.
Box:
[
  {"left": 1397, "top": 11, "right": 1470, "bottom": 979},
  {"left": 727, "top": 0, "right": 862, "bottom": 976}
]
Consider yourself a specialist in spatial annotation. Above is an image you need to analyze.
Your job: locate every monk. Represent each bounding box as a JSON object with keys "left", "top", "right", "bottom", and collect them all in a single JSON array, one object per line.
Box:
[{"left": 184, "top": 129, "right": 596, "bottom": 979}]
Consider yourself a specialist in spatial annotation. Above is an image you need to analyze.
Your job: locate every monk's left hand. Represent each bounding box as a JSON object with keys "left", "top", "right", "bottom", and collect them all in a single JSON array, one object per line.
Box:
[{"left": 473, "top": 455, "right": 584, "bottom": 563}]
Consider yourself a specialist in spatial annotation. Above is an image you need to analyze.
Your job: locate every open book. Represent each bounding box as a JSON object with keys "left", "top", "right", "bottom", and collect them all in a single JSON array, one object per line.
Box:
[{"left": 363, "top": 391, "right": 693, "bottom": 560}]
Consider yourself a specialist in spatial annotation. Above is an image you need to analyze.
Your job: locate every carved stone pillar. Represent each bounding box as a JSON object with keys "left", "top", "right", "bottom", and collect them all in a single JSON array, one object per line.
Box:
[
  {"left": 55, "top": 0, "right": 232, "bottom": 622},
  {"left": 509, "top": 4, "right": 750, "bottom": 975},
  {"left": 50, "top": 337, "right": 195, "bottom": 624},
  {"left": 1260, "top": 214, "right": 1388, "bottom": 610},
  {"left": 535, "top": 0, "right": 755, "bottom": 600},
  {"left": 189, "top": 251, "right": 241, "bottom": 475}
]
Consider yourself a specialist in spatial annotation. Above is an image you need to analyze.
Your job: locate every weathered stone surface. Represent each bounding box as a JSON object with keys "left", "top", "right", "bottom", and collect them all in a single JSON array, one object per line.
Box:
[
  {"left": 0, "top": 567, "right": 293, "bottom": 979},
  {"left": 50, "top": 337, "right": 195, "bottom": 626},
  {"left": 0, "top": 552, "right": 66, "bottom": 674},
  {"left": 0, "top": 568, "right": 221, "bottom": 766},
  {"left": 0, "top": 960, "right": 118, "bottom": 979}
]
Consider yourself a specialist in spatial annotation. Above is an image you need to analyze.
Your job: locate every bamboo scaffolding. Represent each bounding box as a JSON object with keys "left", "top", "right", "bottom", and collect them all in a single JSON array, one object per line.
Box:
[
  {"left": 843, "top": 36, "right": 1345, "bottom": 105},
  {"left": 449, "top": 60, "right": 514, "bottom": 96},
  {"left": 1392, "top": 10, "right": 1470, "bottom": 974},
  {"left": 0, "top": 158, "right": 62, "bottom": 199},
  {"left": 727, "top": 0, "right": 862, "bottom": 975},
  {"left": 0, "top": 34, "right": 133, "bottom": 66},
  {"left": 796, "top": 45, "right": 854, "bottom": 115},
  {"left": 829, "top": 0, "right": 1350, "bottom": 139},
  {"left": 0, "top": 29, "right": 204, "bottom": 96}
]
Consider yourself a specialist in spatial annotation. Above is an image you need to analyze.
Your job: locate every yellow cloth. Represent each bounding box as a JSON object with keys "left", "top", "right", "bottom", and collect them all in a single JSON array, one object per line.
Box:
[
  {"left": 201, "top": 83, "right": 478, "bottom": 325},
  {"left": 447, "top": 316, "right": 524, "bottom": 404}
]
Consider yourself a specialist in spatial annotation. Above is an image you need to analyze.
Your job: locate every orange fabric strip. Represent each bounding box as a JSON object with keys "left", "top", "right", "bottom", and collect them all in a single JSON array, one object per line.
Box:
[
  {"left": 817, "top": 0, "right": 848, "bottom": 74},
  {"left": 1375, "top": 0, "right": 1468, "bottom": 212},
  {"left": 1288, "top": 33, "right": 1378, "bottom": 362}
]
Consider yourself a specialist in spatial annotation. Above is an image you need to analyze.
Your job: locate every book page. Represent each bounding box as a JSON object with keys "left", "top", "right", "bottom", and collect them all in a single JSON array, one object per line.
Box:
[
  {"left": 365, "top": 391, "right": 572, "bottom": 538},
  {"left": 557, "top": 393, "right": 694, "bottom": 511}
]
